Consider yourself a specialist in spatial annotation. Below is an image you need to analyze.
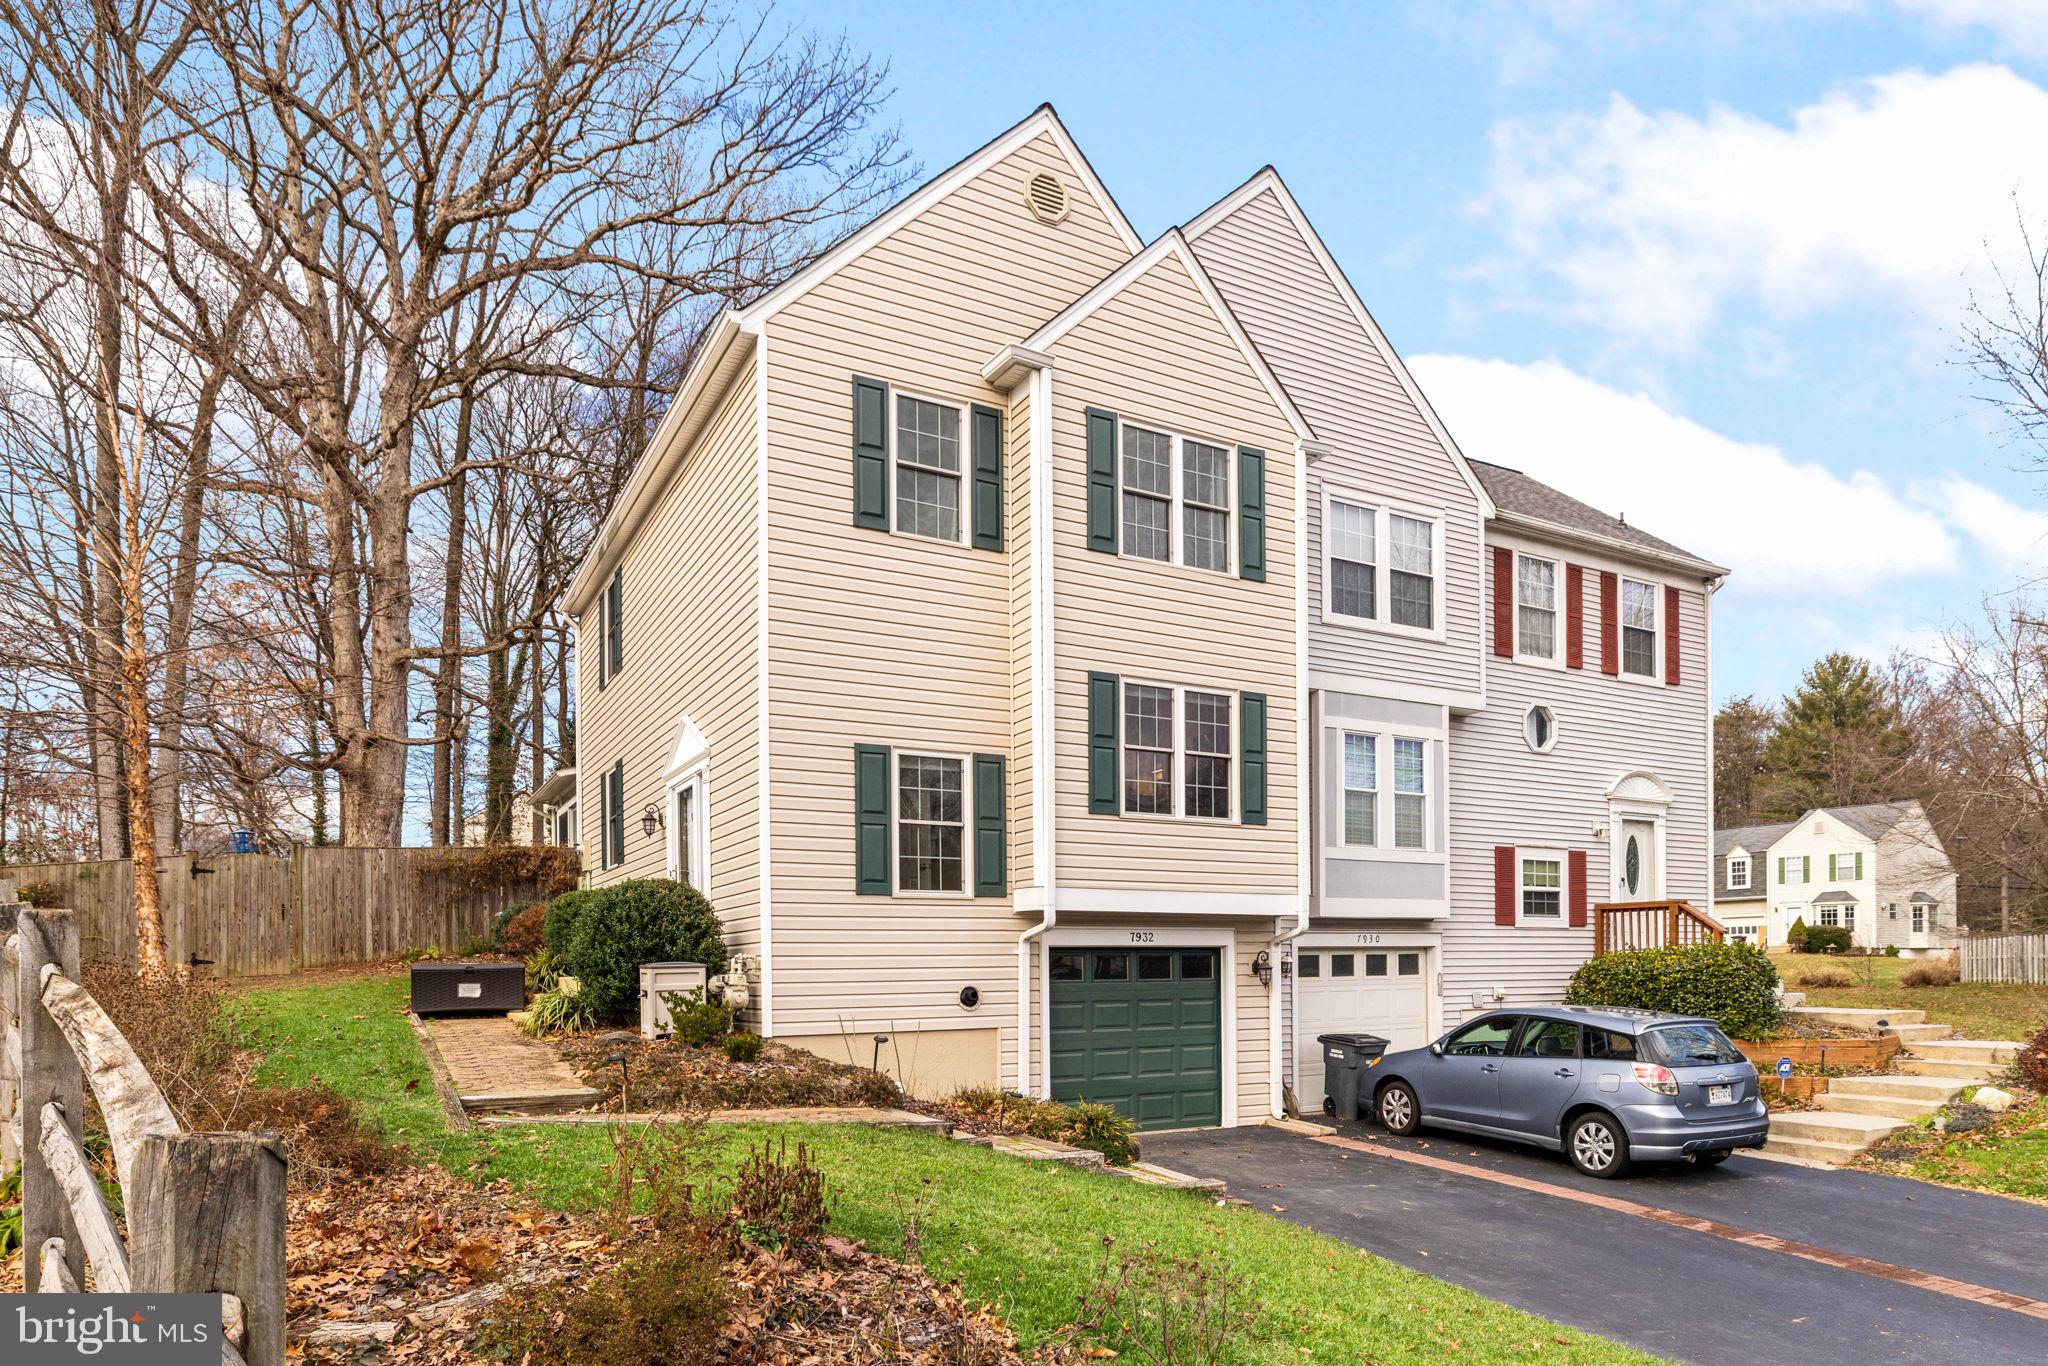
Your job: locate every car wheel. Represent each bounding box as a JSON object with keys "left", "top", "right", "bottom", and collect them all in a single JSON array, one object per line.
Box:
[
  {"left": 1376, "top": 1081, "right": 1420, "bottom": 1136},
  {"left": 1567, "top": 1112, "right": 1631, "bottom": 1178},
  {"left": 1686, "top": 1150, "right": 1731, "bottom": 1167}
]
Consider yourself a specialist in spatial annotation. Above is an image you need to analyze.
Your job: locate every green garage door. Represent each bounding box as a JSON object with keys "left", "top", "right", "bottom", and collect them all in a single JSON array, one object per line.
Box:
[{"left": 1048, "top": 948, "right": 1221, "bottom": 1129}]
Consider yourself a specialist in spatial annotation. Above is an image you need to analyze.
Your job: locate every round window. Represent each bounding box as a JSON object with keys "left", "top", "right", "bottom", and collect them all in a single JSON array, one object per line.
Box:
[{"left": 1524, "top": 705, "right": 1557, "bottom": 752}]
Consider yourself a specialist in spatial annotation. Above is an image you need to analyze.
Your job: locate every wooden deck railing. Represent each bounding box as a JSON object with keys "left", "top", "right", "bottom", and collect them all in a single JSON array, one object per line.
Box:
[
  {"left": 1593, "top": 899, "right": 1726, "bottom": 956},
  {"left": 2, "top": 906, "right": 283, "bottom": 1363}
]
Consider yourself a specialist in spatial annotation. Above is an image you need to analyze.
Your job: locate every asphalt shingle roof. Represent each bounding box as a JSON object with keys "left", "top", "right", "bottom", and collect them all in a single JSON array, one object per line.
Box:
[
  {"left": 1469, "top": 459, "right": 1716, "bottom": 570},
  {"left": 1713, "top": 822, "right": 1790, "bottom": 902}
]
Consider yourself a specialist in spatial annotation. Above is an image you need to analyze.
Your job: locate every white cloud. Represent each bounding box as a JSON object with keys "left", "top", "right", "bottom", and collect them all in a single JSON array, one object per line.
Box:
[
  {"left": 1919, "top": 472, "right": 2048, "bottom": 570},
  {"left": 1894, "top": 0, "right": 2048, "bottom": 57},
  {"left": 1409, "top": 353, "right": 1964, "bottom": 594},
  {"left": 1472, "top": 64, "right": 2048, "bottom": 347}
]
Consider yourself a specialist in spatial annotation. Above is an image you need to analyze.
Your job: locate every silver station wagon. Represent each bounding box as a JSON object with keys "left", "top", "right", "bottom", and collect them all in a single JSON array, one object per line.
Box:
[{"left": 1364, "top": 1006, "right": 1769, "bottom": 1177}]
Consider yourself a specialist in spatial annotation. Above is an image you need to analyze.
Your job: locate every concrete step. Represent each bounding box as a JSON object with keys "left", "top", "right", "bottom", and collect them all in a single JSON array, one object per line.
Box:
[
  {"left": 1767, "top": 1109, "right": 1906, "bottom": 1146},
  {"left": 1900, "top": 1038, "right": 2022, "bottom": 1064},
  {"left": 1817, "top": 1092, "right": 1946, "bottom": 1120},
  {"left": 1879, "top": 1023, "right": 1951, "bottom": 1043},
  {"left": 1827, "top": 1074, "right": 1972, "bottom": 1102},
  {"left": 1894, "top": 1059, "right": 2001, "bottom": 1080},
  {"left": 1783, "top": 1005, "right": 1925, "bottom": 1028},
  {"left": 1779, "top": 991, "right": 1807, "bottom": 1008},
  {"left": 1764, "top": 1132, "right": 1874, "bottom": 1166}
]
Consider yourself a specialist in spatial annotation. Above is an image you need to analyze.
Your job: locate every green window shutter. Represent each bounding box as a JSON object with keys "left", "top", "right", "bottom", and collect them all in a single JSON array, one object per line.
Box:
[
  {"left": 608, "top": 760, "right": 625, "bottom": 868},
  {"left": 973, "top": 753, "right": 1007, "bottom": 896},
  {"left": 1827, "top": 854, "right": 1837, "bottom": 880},
  {"left": 1086, "top": 407, "right": 1119, "bottom": 553},
  {"left": 1240, "top": 692, "right": 1268, "bottom": 826},
  {"left": 971, "top": 404, "right": 1004, "bottom": 550},
  {"left": 1855, "top": 852, "right": 1864, "bottom": 880},
  {"left": 595, "top": 597, "right": 608, "bottom": 692},
  {"left": 1802, "top": 855, "right": 1811, "bottom": 882},
  {"left": 1087, "top": 672, "right": 1119, "bottom": 813},
  {"left": 854, "top": 744, "right": 892, "bottom": 895},
  {"left": 1237, "top": 447, "right": 1266, "bottom": 582},
  {"left": 852, "top": 376, "right": 890, "bottom": 530},
  {"left": 607, "top": 567, "right": 623, "bottom": 679},
  {"left": 596, "top": 769, "right": 609, "bottom": 868},
  {"left": 1777, "top": 856, "right": 1785, "bottom": 884}
]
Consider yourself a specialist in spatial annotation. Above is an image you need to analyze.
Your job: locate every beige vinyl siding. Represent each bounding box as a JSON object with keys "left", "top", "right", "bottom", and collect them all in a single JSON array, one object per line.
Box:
[
  {"left": 1443, "top": 533, "right": 1712, "bottom": 1020},
  {"left": 761, "top": 131, "right": 1133, "bottom": 1059},
  {"left": 575, "top": 359, "right": 763, "bottom": 962},
  {"left": 1233, "top": 924, "right": 1275, "bottom": 1124},
  {"left": 1189, "top": 186, "right": 1484, "bottom": 699},
  {"left": 1046, "top": 250, "right": 1301, "bottom": 890},
  {"left": 1007, "top": 391, "right": 1036, "bottom": 889}
]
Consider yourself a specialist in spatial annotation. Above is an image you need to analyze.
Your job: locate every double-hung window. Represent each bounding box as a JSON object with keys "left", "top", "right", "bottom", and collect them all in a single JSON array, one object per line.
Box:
[
  {"left": 1323, "top": 492, "right": 1441, "bottom": 635},
  {"left": 1392, "top": 738, "right": 1427, "bottom": 849},
  {"left": 1728, "top": 856, "right": 1750, "bottom": 891},
  {"left": 1620, "top": 577, "right": 1659, "bottom": 677},
  {"left": 1121, "top": 683, "right": 1235, "bottom": 819},
  {"left": 1121, "top": 425, "right": 1231, "bottom": 574},
  {"left": 1515, "top": 554, "right": 1559, "bottom": 662},
  {"left": 1341, "top": 733, "right": 1376, "bottom": 846},
  {"left": 896, "top": 753, "right": 966, "bottom": 893},
  {"left": 1519, "top": 853, "right": 1564, "bottom": 922},
  {"left": 1911, "top": 904, "right": 1926, "bottom": 933},
  {"left": 894, "top": 394, "right": 964, "bottom": 542}
]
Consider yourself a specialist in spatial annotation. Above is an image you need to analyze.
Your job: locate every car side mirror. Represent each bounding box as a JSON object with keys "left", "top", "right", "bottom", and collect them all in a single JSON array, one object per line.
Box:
[{"left": 1429, "top": 1041, "right": 1443, "bottom": 1057}]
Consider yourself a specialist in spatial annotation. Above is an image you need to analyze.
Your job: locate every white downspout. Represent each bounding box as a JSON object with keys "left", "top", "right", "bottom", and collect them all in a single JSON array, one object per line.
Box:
[
  {"left": 1271, "top": 440, "right": 1318, "bottom": 1117},
  {"left": 1017, "top": 360, "right": 1058, "bottom": 1097}
]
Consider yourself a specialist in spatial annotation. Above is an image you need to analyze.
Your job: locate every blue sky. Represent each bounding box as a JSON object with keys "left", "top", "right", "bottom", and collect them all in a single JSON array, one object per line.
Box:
[{"left": 782, "top": 0, "right": 2048, "bottom": 705}]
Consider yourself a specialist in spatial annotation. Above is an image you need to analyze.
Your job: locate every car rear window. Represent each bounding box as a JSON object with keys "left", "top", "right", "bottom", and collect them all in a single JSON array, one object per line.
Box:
[
  {"left": 1584, "top": 1028, "right": 1636, "bottom": 1061},
  {"left": 1642, "top": 1023, "right": 1744, "bottom": 1067}
]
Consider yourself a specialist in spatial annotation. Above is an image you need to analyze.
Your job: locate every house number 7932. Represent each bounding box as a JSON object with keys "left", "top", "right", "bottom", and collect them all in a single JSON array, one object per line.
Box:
[{"left": 1129, "top": 930, "right": 1156, "bottom": 943}]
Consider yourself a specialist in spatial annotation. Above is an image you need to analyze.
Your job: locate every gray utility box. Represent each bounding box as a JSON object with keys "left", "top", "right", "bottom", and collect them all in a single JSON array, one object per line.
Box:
[
  {"left": 639, "top": 961, "right": 710, "bottom": 1040},
  {"left": 411, "top": 961, "right": 525, "bottom": 1016},
  {"left": 1316, "top": 1031, "right": 1389, "bottom": 1121}
]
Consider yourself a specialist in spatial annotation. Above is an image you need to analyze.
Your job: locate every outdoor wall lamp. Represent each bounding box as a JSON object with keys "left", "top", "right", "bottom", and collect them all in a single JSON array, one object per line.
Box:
[
  {"left": 640, "top": 802, "right": 664, "bottom": 839},
  {"left": 1251, "top": 950, "right": 1272, "bottom": 988}
]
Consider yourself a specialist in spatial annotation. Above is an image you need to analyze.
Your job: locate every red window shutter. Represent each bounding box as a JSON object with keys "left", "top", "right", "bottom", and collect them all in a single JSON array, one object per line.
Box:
[
  {"left": 1491, "top": 546, "right": 1512, "bottom": 658},
  {"left": 1494, "top": 846, "right": 1516, "bottom": 926},
  {"left": 1569, "top": 850, "right": 1589, "bottom": 928},
  {"left": 1565, "top": 563, "right": 1584, "bottom": 670},
  {"left": 1664, "top": 585, "right": 1681, "bottom": 685},
  {"left": 1599, "top": 571, "right": 1619, "bottom": 675}
]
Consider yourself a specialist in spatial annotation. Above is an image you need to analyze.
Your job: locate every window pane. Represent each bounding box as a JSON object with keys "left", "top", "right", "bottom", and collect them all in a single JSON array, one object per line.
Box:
[
  {"left": 1185, "top": 691, "right": 1232, "bottom": 819},
  {"left": 1050, "top": 952, "right": 1085, "bottom": 981},
  {"left": 1137, "top": 952, "right": 1173, "bottom": 980},
  {"left": 1522, "top": 856, "right": 1562, "bottom": 919},
  {"left": 1394, "top": 739, "right": 1425, "bottom": 793},
  {"left": 1365, "top": 953, "right": 1388, "bottom": 977},
  {"left": 1329, "top": 499, "right": 1376, "bottom": 565},
  {"left": 897, "top": 756, "right": 964, "bottom": 892},
  {"left": 1514, "top": 1020, "right": 1580, "bottom": 1059},
  {"left": 1344, "top": 790, "right": 1375, "bottom": 845},
  {"left": 1183, "top": 505, "right": 1229, "bottom": 572},
  {"left": 1330, "top": 558, "right": 1376, "bottom": 618},
  {"left": 1398, "top": 952, "right": 1420, "bottom": 976},
  {"left": 1123, "top": 491, "right": 1170, "bottom": 562},
  {"left": 1344, "top": 733, "right": 1376, "bottom": 789},
  {"left": 1395, "top": 794, "right": 1425, "bottom": 849},
  {"left": 896, "top": 396, "right": 960, "bottom": 472},
  {"left": 1391, "top": 569, "right": 1433, "bottom": 630},
  {"left": 1179, "top": 953, "right": 1214, "bottom": 979},
  {"left": 1123, "top": 685, "right": 1173, "bottom": 814},
  {"left": 1623, "top": 627, "right": 1656, "bottom": 677},
  {"left": 1388, "top": 516, "right": 1432, "bottom": 628},
  {"left": 1331, "top": 954, "right": 1355, "bottom": 977},
  {"left": 1297, "top": 953, "right": 1319, "bottom": 978},
  {"left": 1093, "top": 953, "right": 1130, "bottom": 981},
  {"left": 1183, "top": 440, "right": 1228, "bottom": 507},
  {"left": 1517, "top": 556, "right": 1556, "bottom": 610},
  {"left": 1342, "top": 733, "right": 1376, "bottom": 846},
  {"left": 896, "top": 466, "right": 960, "bottom": 541},
  {"left": 1122, "top": 426, "right": 1172, "bottom": 494},
  {"left": 1622, "top": 579, "right": 1656, "bottom": 628},
  {"left": 1185, "top": 691, "right": 1231, "bottom": 755},
  {"left": 896, "top": 821, "right": 963, "bottom": 893}
]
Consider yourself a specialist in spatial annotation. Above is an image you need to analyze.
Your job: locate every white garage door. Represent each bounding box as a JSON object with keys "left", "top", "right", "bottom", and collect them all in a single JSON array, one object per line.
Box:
[{"left": 1293, "top": 947, "right": 1431, "bottom": 1108}]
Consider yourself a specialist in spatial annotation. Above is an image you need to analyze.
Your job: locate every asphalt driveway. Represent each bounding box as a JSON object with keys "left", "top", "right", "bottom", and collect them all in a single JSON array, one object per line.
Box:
[{"left": 1144, "top": 1123, "right": 2048, "bottom": 1365}]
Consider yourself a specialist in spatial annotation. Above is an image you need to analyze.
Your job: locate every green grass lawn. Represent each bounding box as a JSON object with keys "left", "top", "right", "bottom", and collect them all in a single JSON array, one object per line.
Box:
[
  {"left": 235, "top": 975, "right": 1659, "bottom": 1365},
  {"left": 1899, "top": 1097, "right": 2048, "bottom": 1203},
  {"left": 1772, "top": 952, "right": 2048, "bottom": 1042}
]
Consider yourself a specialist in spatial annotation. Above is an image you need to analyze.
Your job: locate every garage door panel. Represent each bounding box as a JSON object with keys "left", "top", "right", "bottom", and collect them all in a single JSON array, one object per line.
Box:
[
  {"left": 1050, "top": 947, "right": 1222, "bottom": 1131},
  {"left": 1294, "top": 948, "right": 1431, "bottom": 1110}
]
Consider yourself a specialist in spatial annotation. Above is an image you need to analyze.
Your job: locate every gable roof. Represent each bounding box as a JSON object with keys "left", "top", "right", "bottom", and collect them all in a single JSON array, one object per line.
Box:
[
  {"left": 1815, "top": 800, "right": 1922, "bottom": 841},
  {"left": 1016, "top": 228, "right": 1314, "bottom": 442},
  {"left": 1714, "top": 822, "right": 1789, "bottom": 900},
  {"left": 1469, "top": 459, "right": 1727, "bottom": 579},
  {"left": 1183, "top": 167, "right": 1494, "bottom": 517},
  {"left": 736, "top": 104, "right": 1141, "bottom": 329}
]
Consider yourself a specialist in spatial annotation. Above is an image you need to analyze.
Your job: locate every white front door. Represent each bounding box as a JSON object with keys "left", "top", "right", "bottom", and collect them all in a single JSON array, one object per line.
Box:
[
  {"left": 1617, "top": 819, "right": 1658, "bottom": 900},
  {"left": 1293, "top": 947, "right": 1432, "bottom": 1108}
]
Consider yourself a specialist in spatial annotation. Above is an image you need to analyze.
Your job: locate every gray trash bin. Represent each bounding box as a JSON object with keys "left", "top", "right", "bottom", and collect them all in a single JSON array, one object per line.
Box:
[{"left": 1316, "top": 1031, "right": 1389, "bottom": 1121}]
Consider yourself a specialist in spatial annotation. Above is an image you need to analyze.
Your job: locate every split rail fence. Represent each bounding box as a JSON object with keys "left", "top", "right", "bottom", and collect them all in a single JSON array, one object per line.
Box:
[
  {"left": 2, "top": 905, "right": 284, "bottom": 1364},
  {"left": 1961, "top": 931, "right": 2048, "bottom": 985}
]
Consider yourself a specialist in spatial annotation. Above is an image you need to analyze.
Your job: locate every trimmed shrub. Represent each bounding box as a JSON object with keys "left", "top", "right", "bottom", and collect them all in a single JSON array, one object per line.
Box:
[
  {"left": 1900, "top": 959, "right": 1960, "bottom": 988},
  {"left": 542, "top": 888, "right": 599, "bottom": 957},
  {"left": 1801, "top": 925, "right": 1852, "bottom": 955},
  {"left": 564, "top": 880, "right": 728, "bottom": 1024},
  {"left": 1565, "top": 941, "right": 1781, "bottom": 1039},
  {"left": 722, "top": 1032, "right": 764, "bottom": 1063},
  {"left": 498, "top": 903, "right": 547, "bottom": 958},
  {"left": 1884, "top": 944, "right": 1901, "bottom": 957},
  {"left": 1785, "top": 917, "right": 1809, "bottom": 952}
]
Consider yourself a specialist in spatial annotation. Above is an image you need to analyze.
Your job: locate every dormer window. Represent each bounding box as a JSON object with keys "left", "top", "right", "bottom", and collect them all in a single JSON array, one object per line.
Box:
[{"left": 1727, "top": 855, "right": 1750, "bottom": 891}]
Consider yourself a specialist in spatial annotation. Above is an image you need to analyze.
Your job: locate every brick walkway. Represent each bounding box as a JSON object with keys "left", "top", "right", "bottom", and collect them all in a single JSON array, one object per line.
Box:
[{"left": 417, "top": 1016, "right": 600, "bottom": 1114}]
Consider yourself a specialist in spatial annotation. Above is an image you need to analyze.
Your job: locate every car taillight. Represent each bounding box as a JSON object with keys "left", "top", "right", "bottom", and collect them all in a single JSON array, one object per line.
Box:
[{"left": 1632, "top": 1062, "right": 1680, "bottom": 1096}]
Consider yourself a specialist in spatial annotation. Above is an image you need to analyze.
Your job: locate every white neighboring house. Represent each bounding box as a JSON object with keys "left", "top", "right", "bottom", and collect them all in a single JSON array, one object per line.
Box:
[{"left": 1716, "top": 801, "right": 1958, "bottom": 956}]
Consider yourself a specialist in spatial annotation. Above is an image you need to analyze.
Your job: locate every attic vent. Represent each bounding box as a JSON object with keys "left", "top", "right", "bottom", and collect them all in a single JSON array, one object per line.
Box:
[{"left": 1023, "top": 171, "right": 1070, "bottom": 225}]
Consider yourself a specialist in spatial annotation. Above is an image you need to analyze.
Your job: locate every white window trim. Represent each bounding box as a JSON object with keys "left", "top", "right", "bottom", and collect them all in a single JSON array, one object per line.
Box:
[
  {"left": 1328, "top": 726, "right": 1434, "bottom": 856},
  {"left": 1318, "top": 486, "right": 1447, "bottom": 642},
  {"left": 1116, "top": 422, "right": 1234, "bottom": 577},
  {"left": 1338, "top": 732, "right": 1377, "bottom": 849},
  {"left": 889, "top": 387, "right": 971, "bottom": 548},
  {"left": 890, "top": 748, "right": 974, "bottom": 897},
  {"left": 1511, "top": 551, "right": 1566, "bottom": 669},
  {"left": 1617, "top": 574, "right": 1663, "bottom": 685},
  {"left": 1118, "top": 681, "right": 1239, "bottom": 824},
  {"left": 1911, "top": 904, "right": 1926, "bottom": 934},
  {"left": 664, "top": 766, "right": 710, "bottom": 894},
  {"left": 1523, "top": 705, "right": 1559, "bottom": 754},
  {"left": 1516, "top": 848, "right": 1569, "bottom": 928},
  {"left": 1727, "top": 855, "right": 1750, "bottom": 891}
]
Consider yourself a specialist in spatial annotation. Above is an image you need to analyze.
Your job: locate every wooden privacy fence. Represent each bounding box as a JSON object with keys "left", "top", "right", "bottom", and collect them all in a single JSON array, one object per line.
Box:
[
  {"left": 1593, "top": 900, "right": 1726, "bottom": 956},
  {"left": 1962, "top": 931, "right": 2048, "bottom": 985},
  {"left": 0, "top": 846, "right": 568, "bottom": 978},
  {"left": 2, "top": 905, "right": 284, "bottom": 1364}
]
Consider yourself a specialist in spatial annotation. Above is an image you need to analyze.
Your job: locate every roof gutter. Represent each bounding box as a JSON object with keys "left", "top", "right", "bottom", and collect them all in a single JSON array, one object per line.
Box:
[
  {"left": 1489, "top": 508, "right": 1729, "bottom": 582},
  {"left": 561, "top": 311, "right": 751, "bottom": 618}
]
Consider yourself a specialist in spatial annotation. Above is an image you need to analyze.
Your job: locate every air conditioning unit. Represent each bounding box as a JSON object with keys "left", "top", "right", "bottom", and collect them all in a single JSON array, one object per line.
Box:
[
  {"left": 639, "top": 961, "right": 710, "bottom": 1040},
  {"left": 411, "top": 961, "right": 525, "bottom": 1016}
]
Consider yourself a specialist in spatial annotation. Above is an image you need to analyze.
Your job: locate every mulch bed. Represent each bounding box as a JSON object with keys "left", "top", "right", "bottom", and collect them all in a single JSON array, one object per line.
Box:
[{"left": 561, "top": 1032, "right": 903, "bottom": 1112}]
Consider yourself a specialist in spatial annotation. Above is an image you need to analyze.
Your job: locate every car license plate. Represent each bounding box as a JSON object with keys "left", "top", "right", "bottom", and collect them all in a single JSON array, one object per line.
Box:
[{"left": 1707, "top": 1084, "right": 1734, "bottom": 1105}]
